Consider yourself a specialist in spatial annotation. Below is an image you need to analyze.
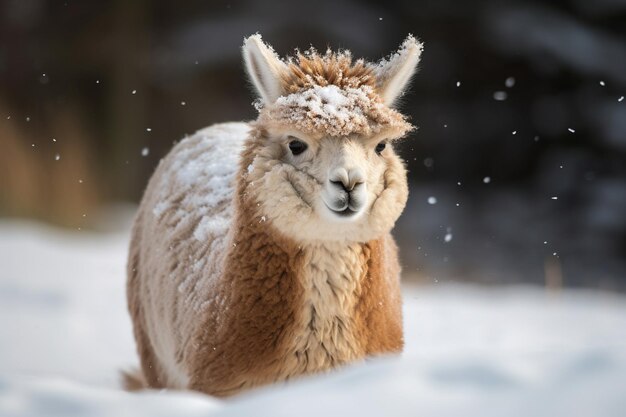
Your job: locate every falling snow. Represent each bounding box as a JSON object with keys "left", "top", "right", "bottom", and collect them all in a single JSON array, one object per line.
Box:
[
  {"left": 141, "top": 147, "right": 149, "bottom": 157},
  {"left": 483, "top": 176, "right": 491, "bottom": 184},
  {"left": 505, "top": 77, "right": 516, "bottom": 88},
  {"left": 493, "top": 91, "right": 507, "bottom": 101},
  {"left": 427, "top": 196, "right": 437, "bottom": 205}
]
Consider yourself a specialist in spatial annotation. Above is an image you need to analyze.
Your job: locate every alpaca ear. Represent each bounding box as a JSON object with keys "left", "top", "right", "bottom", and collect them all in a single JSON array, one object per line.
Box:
[
  {"left": 242, "top": 34, "right": 287, "bottom": 105},
  {"left": 375, "top": 35, "right": 424, "bottom": 106}
]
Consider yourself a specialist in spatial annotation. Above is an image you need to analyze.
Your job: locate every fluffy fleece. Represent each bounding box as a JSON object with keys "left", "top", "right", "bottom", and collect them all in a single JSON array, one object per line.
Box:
[{"left": 126, "top": 33, "right": 422, "bottom": 397}]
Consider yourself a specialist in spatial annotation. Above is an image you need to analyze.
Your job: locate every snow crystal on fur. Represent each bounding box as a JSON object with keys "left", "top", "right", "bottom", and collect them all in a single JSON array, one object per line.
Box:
[
  {"left": 261, "top": 84, "right": 413, "bottom": 137},
  {"left": 148, "top": 123, "right": 249, "bottom": 312},
  {"left": 374, "top": 34, "right": 423, "bottom": 74},
  {"left": 154, "top": 125, "right": 247, "bottom": 228},
  {"left": 373, "top": 34, "right": 423, "bottom": 106}
]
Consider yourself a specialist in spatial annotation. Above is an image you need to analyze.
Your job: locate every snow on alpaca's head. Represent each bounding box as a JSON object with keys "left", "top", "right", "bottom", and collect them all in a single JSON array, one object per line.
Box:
[
  {"left": 244, "top": 34, "right": 422, "bottom": 138},
  {"left": 242, "top": 34, "right": 422, "bottom": 242},
  {"left": 263, "top": 83, "right": 411, "bottom": 138}
]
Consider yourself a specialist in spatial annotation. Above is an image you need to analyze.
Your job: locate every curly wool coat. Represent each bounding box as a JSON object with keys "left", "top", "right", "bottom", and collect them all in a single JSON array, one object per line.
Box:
[{"left": 126, "top": 33, "right": 422, "bottom": 397}]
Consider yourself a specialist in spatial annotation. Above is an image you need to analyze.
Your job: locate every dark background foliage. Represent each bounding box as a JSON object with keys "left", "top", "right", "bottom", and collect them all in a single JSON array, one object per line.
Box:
[{"left": 1, "top": 0, "right": 625, "bottom": 289}]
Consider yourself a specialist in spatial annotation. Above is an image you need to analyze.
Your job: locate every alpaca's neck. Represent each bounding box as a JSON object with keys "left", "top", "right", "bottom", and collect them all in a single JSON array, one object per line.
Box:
[
  {"left": 292, "top": 240, "right": 368, "bottom": 369},
  {"left": 227, "top": 214, "right": 370, "bottom": 370}
]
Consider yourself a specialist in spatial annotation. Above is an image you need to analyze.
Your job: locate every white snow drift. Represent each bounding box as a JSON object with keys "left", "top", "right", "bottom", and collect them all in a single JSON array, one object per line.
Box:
[{"left": 0, "top": 220, "right": 625, "bottom": 416}]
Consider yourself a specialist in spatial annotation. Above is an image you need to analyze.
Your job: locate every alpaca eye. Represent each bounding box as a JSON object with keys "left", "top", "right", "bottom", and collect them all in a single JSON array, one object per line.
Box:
[
  {"left": 288, "top": 139, "right": 308, "bottom": 156},
  {"left": 375, "top": 142, "right": 386, "bottom": 155}
]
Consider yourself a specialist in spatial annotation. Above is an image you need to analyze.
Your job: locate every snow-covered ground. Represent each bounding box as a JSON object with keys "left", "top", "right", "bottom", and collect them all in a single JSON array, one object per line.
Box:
[{"left": 1, "top": 220, "right": 625, "bottom": 416}]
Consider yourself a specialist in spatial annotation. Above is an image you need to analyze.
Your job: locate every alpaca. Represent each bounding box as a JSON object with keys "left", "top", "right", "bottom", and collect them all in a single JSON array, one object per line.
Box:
[{"left": 125, "top": 33, "right": 423, "bottom": 397}]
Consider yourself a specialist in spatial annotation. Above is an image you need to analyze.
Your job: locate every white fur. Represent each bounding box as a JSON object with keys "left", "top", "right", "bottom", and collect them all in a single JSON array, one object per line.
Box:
[
  {"left": 243, "top": 34, "right": 287, "bottom": 105},
  {"left": 375, "top": 34, "right": 424, "bottom": 106},
  {"left": 245, "top": 131, "right": 408, "bottom": 243}
]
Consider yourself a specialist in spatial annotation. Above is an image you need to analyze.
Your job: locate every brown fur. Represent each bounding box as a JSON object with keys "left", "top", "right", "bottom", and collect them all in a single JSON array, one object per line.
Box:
[
  {"left": 355, "top": 237, "right": 404, "bottom": 354},
  {"left": 186, "top": 130, "right": 307, "bottom": 396},
  {"left": 282, "top": 50, "right": 377, "bottom": 93}
]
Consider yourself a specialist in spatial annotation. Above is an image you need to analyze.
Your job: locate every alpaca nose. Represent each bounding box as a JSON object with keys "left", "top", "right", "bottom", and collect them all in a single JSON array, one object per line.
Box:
[{"left": 329, "top": 168, "right": 364, "bottom": 192}]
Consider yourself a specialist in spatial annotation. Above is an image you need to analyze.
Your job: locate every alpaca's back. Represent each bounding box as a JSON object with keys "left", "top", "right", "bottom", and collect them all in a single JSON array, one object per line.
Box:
[{"left": 127, "top": 122, "right": 249, "bottom": 387}]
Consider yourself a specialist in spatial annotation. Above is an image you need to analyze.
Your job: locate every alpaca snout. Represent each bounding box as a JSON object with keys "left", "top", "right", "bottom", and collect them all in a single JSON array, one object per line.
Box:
[{"left": 322, "top": 177, "right": 367, "bottom": 219}]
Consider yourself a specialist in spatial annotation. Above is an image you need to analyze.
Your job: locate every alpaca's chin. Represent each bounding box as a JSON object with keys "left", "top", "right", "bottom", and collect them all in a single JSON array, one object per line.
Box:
[{"left": 320, "top": 191, "right": 368, "bottom": 223}]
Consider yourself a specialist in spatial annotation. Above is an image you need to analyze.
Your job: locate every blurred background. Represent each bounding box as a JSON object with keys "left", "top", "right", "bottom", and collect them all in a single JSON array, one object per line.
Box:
[{"left": 1, "top": 0, "right": 625, "bottom": 290}]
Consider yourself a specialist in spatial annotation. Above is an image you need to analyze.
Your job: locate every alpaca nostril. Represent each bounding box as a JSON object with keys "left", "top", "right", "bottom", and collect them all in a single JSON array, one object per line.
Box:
[
  {"left": 350, "top": 180, "right": 364, "bottom": 191},
  {"left": 330, "top": 179, "right": 348, "bottom": 192},
  {"left": 330, "top": 178, "right": 363, "bottom": 192}
]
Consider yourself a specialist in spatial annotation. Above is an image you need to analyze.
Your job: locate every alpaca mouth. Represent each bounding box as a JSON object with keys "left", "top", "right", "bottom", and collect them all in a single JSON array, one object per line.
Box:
[
  {"left": 335, "top": 207, "right": 358, "bottom": 217},
  {"left": 325, "top": 203, "right": 359, "bottom": 217}
]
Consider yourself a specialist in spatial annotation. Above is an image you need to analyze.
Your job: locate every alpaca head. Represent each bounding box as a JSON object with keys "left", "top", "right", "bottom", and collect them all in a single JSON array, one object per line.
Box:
[{"left": 242, "top": 34, "right": 423, "bottom": 243}]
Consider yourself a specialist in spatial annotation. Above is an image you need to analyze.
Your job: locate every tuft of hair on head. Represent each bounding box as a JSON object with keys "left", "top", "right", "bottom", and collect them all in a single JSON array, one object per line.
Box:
[
  {"left": 282, "top": 48, "right": 376, "bottom": 93},
  {"left": 373, "top": 34, "right": 424, "bottom": 107},
  {"left": 242, "top": 34, "right": 288, "bottom": 106}
]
